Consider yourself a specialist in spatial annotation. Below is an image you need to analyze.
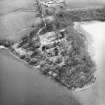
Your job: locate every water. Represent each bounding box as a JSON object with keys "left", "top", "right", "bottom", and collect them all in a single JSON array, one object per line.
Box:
[
  {"left": 0, "top": 21, "right": 105, "bottom": 105},
  {"left": 73, "top": 22, "right": 105, "bottom": 105},
  {"left": 0, "top": 50, "right": 82, "bottom": 105}
]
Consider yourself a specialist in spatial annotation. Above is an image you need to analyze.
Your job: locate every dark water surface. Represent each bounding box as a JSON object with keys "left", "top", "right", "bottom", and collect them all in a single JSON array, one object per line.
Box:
[{"left": 0, "top": 50, "right": 82, "bottom": 105}]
